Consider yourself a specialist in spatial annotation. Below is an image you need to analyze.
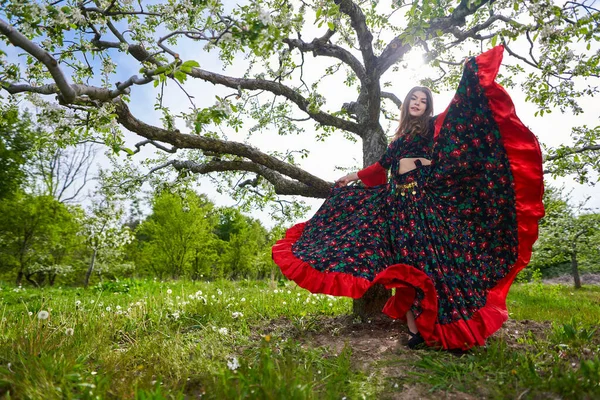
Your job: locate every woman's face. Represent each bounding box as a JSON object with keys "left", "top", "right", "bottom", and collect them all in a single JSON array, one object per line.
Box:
[{"left": 407, "top": 90, "right": 428, "bottom": 117}]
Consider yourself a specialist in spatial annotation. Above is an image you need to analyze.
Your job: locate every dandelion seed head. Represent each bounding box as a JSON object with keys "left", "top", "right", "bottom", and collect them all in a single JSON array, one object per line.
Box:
[
  {"left": 65, "top": 328, "right": 74, "bottom": 336},
  {"left": 37, "top": 310, "right": 50, "bottom": 320},
  {"left": 166, "top": 289, "right": 173, "bottom": 295}
]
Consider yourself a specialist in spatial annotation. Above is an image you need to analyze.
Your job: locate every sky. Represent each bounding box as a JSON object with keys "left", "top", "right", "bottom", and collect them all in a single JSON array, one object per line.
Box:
[{"left": 1, "top": 0, "right": 599, "bottom": 227}]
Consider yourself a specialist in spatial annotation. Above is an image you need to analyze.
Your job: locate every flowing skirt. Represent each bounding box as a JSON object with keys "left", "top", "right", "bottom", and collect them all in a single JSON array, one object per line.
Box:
[{"left": 272, "top": 45, "right": 545, "bottom": 350}]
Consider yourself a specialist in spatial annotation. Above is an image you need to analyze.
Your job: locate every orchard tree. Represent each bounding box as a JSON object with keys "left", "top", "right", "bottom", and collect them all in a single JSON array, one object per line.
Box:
[
  {"left": 79, "top": 194, "right": 132, "bottom": 287},
  {"left": 1, "top": 0, "right": 599, "bottom": 315},
  {"left": 532, "top": 186, "right": 600, "bottom": 288}
]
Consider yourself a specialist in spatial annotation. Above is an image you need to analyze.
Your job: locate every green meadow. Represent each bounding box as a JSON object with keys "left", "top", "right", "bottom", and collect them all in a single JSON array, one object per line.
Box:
[{"left": 0, "top": 280, "right": 598, "bottom": 399}]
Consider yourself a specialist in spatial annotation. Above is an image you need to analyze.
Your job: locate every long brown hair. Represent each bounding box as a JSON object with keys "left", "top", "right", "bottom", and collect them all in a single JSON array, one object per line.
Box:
[{"left": 393, "top": 86, "right": 434, "bottom": 141}]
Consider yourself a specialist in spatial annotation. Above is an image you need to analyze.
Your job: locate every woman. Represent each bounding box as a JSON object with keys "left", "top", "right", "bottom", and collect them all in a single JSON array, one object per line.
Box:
[{"left": 272, "top": 46, "right": 544, "bottom": 350}]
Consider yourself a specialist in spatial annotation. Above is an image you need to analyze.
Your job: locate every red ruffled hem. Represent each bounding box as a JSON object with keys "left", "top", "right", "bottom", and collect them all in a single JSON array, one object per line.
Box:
[{"left": 272, "top": 45, "right": 544, "bottom": 350}]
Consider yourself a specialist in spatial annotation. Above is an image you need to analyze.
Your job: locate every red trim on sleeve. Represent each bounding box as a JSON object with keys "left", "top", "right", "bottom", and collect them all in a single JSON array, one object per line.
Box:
[{"left": 357, "top": 162, "right": 388, "bottom": 187}]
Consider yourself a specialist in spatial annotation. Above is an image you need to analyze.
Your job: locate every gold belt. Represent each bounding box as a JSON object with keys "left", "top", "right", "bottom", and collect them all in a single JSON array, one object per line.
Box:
[{"left": 396, "top": 181, "right": 417, "bottom": 196}]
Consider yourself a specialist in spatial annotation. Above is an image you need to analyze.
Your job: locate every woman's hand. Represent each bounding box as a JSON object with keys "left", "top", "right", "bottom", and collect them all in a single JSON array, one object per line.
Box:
[{"left": 335, "top": 172, "right": 359, "bottom": 187}]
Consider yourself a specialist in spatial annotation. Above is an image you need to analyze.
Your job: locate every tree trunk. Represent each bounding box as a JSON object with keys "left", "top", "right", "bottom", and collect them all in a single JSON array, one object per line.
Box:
[
  {"left": 25, "top": 273, "right": 39, "bottom": 287},
  {"left": 353, "top": 284, "right": 392, "bottom": 321},
  {"left": 16, "top": 270, "right": 23, "bottom": 286},
  {"left": 352, "top": 125, "right": 392, "bottom": 319},
  {"left": 571, "top": 248, "right": 582, "bottom": 289},
  {"left": 84, "top": 248, "right": 97, "bottom": 288}
]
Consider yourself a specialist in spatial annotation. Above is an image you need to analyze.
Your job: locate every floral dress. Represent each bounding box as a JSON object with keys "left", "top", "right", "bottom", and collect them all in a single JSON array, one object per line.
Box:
[{"left": 272, "top": 46, "right": 545, "bottom": 350}]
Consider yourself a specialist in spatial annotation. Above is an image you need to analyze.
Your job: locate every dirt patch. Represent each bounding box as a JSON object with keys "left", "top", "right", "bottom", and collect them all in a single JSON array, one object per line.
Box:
[
  {"left": 543, "top": 273, "right": 600, "bottom": 285},
  {"left": 491, "top": 318, "right": 553, "bottom": 351},
  {"left": 253, "top": 315, "right": 567, "bottom": 399}
]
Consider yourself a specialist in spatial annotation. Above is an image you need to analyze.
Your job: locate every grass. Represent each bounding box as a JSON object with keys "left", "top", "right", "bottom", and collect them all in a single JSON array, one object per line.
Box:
[{"left": 0, "top": 279, "right": 598, "bottom": 399}]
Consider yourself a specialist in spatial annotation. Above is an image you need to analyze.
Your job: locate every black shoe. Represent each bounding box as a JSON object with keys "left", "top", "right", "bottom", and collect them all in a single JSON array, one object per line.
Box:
[{"left": 407, "top": 331, "right": 425, "bottom": 349}]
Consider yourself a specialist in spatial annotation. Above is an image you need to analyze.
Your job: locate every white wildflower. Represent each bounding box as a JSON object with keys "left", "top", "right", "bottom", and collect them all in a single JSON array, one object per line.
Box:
[
  {"left": 218, "top": 327, "right": 228, "bottom": 335},
  {"left": 28, "top": 311, "right": 33, "bottom": 316},
  {"left": 240, "top": 298, "right": 246, "bottom": 302},
  {"left": 217, "top": 289, "right": 223, "bottom": 296},
  {"left": 75, "top": 300, "right": 81, "bottom": 307},
  {"left": 37, "top": 310, "right": 50, "bottom": 320},
  {"left": 172, "top": 312, "right": 180, "bottom": 320},
  {"left": 167, "top": 289, "right": 172, "bottom": 295},
  {"left": 231, "top": 312, "right": 243, "bottom": 319},
  {"left": 227, "top": 356, "right": 240, "bottom": 371}
]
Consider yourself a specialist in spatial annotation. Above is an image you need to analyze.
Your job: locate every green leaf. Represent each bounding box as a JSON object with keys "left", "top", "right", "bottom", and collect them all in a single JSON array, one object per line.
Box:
[
  {"left": 181, "top": 60, "right": 200, "bottom": 68},
  {"left": 316, "top": 7, "right": 322, "bottom": 20},
  {"left": 327, "top": 21, "right": 335, "bottom": 31},
  {"left": 122, "top": 147, "right": 135, "bottom": 156},
  {"left": 491, "top": 34, "right": 498, "bottom": 47}
]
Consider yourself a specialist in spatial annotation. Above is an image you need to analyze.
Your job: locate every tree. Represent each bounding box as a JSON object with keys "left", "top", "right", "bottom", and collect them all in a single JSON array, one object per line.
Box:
[
  {"left": 0, "top": 191, "right": 76, "bottom": 285},
  {"left": 0, "top": 101, "right": 33, "bottom": 199},
  {"left": 1, "top": 0, "right": 599, "bottom": 315},
  {"left": 27, "top": 141, "right": 97, "bottom": 203},
  {"left": 136, "top": 190, "right": 218, "bottom": 279},
  {"left": 531, "top": 186, "right": 600, "bottom": 288},
  {"left": 215, "top": 208, "right": 271, "bottom": 279},
  {"left": 79, "top": 194, "right": 133, "bottom": 287}
]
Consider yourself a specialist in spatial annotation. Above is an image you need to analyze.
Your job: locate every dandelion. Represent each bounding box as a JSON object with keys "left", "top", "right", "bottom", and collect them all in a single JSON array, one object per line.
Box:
[
  {"left": 217, "top": 289, "right": 223, "bottom": 296},
  {"left": 227, "top": 356, "right": 240, "bottom": 371},
  {"left": 28, "top": 311, "right": 33, "bottom": 316},
  {"left": 106, "top": 306, "right": 112, "bottom": 312},
  {"left": 264, "top": 334, "right": 271, "bottom": 342},
  {"left": 90, "top": 300, "right": 95, "bottom": 304},
  {"left": 167, "top": 289, "right": 172, "bottom": 295},
  {"left": 75, "top": 300, "right": 82, "bottom": 307},
  {"left": 240, "top": 298, "right": 246, "bottom": 302},
  {"left": 37, "top": 310, "right": 50, "bottom": 320},
  {"left": 65, "top": 328, "right": 74, "bottom": 336},
  {"left": 282, "top": 301, "right": 287, "bottom": 305},
  {"left": 218, "top": 327, "right": 228, "bottom": 335},
  {"left": 116, "top": 305, "right": 121, "bottom": 311},
  {"left": 231, "top": 312, "right": 243, "bottom": 319}
]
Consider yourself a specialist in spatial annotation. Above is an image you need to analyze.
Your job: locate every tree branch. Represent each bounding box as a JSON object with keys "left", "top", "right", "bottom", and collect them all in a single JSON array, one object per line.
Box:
[
  {"left": 187, "top": 67, "right": 362, "bottom": 134},
  {"left": 113, "top": 101, "right": 332, "bottom": 198},
  {"left": 544, "top": 145, "right": 600, "bottom": 162},
  {"left": 0, "top": 18, "right": 76, "bottom": 102},
  {"left": 381, "top": 92, "right": 402, "bottom": 108},
  {"left": 376, "top": 0, "right": 494, "bottom": 77},
  {"left": 334, "top": 0, "right": 376, "bottom": 71},
  {"left": 283, "top": 36, "right": 367, "bottom": 82},
  {"left": 169, "top": 160, "right": 330, "bottom": 197}
]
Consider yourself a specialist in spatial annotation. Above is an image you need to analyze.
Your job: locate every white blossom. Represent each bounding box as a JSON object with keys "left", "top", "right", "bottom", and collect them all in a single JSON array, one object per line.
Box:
[
  {"left": 218, "top": 327, "right": 228, "bottom": 335},
  {"left": 257, "top": 9, "right": 272, "bottom": 25}
]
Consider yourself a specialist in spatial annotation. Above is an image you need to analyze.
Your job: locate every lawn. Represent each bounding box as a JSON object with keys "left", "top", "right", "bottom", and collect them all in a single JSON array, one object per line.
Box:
[{"left": 0, "top": 280, "right": 598, "bottom": 399}]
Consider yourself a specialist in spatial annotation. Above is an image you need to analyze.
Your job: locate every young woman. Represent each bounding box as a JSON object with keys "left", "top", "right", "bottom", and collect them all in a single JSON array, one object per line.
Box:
[{"left": 272, "top": 46, "right": 545, "bottom": 350}]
